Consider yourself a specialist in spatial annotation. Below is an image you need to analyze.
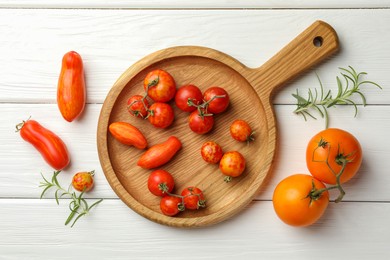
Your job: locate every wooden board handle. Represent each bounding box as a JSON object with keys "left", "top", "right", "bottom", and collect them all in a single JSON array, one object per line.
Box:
[{"left": 254, "top": 20, "right": 339, "bottom": 99}]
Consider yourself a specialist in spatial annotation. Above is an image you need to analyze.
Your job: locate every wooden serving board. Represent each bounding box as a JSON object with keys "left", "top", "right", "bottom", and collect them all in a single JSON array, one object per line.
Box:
[{"left": 97, "top": 20, "right": 339, "bottom": 228}]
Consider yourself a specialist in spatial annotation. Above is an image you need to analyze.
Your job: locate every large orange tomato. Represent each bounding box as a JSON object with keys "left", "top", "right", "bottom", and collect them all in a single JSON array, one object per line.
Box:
[
  {"left": 273, "top": 174, "right": 329, "bottom": 227},
  {"left": 57, "top": 51, "right": 86, "bottom": 122},
  {"left": 306, "top": 128, "right": 362, "bottom": 184}
]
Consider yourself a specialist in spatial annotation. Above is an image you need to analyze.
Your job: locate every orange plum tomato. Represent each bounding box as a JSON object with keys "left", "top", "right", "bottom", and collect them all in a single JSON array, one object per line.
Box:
[
  {"left": 306, "top": 128, "right": 362, "bottom": 185},
  {"left": 273, "top": 174, "right": 329, "bottom": 227}
]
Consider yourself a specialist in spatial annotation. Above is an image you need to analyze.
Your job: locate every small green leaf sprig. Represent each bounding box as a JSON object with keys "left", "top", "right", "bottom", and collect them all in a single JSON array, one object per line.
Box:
[
  {"left": 292, "top": 66, "right": 382, "bottom": 128},
  {"left": 39, "top": 171, "right": 103, "bottom": 227}
]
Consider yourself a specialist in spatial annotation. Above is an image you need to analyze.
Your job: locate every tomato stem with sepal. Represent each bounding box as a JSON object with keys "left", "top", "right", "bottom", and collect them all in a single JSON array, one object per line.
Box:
[{"left": 188, "top": 94, "right": 226, "bottom": 119}]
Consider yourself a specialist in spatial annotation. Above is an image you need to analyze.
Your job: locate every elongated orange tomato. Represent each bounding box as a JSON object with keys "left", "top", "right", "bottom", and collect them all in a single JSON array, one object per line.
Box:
[
  {"left": 16, "top": 119, "right": 70, "bottom": 170},
  {"left": 109, "top": 122, "right": 147, "bottom": 149},
  {"left": 137, "top": 136, "right": 182, "bottom": 169},
  {"left": 57, "top": 51, "right": 86, "bottom": 122}
]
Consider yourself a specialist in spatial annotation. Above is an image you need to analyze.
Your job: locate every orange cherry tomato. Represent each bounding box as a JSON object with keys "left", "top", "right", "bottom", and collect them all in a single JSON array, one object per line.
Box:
[
  {"left": 306, "top": 128, "right": 362, "bottom": 184},
  {"left": 16, "top": 119, "right": 70, "bottom": 170},
  {"left": 230, "top": 119, "right": 254, "bottom": 142},
  {"left": 72, "top": 170, "right": 95, "bottom": 192},
  {"left": 137, "top": 136, "right": 182, "bottom": 169},
  {"left": 57, "top": 51, "right": 86, "bottom": 122},
  {"left": 219, "top": 151, "right": 246, "bottom": 181},
  {"left": 273, "top": 174, "right": 329, "bottom": 227},
  {"left": 144, "top": 69, "right": 176, "bottom": 103},
  {"left": 200, "top": 141, "right": 223, "bottom": 164},
  {"left": 109, "top": 122, "right": 147, "bottom": 149}
]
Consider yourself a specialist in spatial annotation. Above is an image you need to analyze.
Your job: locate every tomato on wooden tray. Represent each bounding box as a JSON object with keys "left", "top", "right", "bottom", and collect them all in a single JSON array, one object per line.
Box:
[
  {"left": 137, "top": 136, "right": 182, "bottom": 169},
  {"left": 306, "top": 128, "right": 362, "bottom": 184},
  {"left": 109, "top": 122, "right": 147, "bottom": 149},
  {"left": 16, "top": 119, "right": 70, "bottom": 170},
  {"left": 230, "top": 119, "right": 254, "bottom": 142},
  {"left": 181, "top": 187, "right": 206, "bottom": 210},
  {"left": 148, "top": 102, "right": 175, "bottom": 129},
  {"left": 203, "top": 86, "right": 229, "bottom": 114},
  {"left": 200, "top": 141, "right": 223, "bottom": 164},
  {"left": 175, "top": 84, "right": 203, "bottom": 112},
  {"left": 148, "top": 169, "right": 175, "bottom": 197},
  {"left": 188, "top": 111, "right": 214, "bottom": 134},
  {"left": 127, "top": 95, "right": 149, "bottom": 118},
  {"left": 144, "top": 69, "right": 176, "bottom": 103},
  {"left": 273, "top": 174, "right": 329, "bottom": 227},
  {"left": 160, "top": 196, "right": 184, "bottom": 216},
  {"left": 219, "top": 151, "right": 246, "bottom": 182},
  {"left": 57, "top": 51, "right": 86, "bottom": 122}
]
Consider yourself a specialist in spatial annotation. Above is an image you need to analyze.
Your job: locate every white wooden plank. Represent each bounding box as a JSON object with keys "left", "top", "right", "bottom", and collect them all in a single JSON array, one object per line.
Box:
[
  {"left": 0, "top": 0, "right": 390, "bottom": 9},
  {"left": 0, "top": 9, "right": 388, "bottom": 104},
  {"left": 2, "top": 103, "right": 389, "bottom": 202},
  {"left": 0, "top": 199, "right": 388, "bottom": 259}
]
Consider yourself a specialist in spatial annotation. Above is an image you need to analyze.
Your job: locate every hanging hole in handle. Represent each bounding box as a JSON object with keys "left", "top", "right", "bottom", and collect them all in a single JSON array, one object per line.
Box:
[{"left": 313, "top": 36, "right": 323, "bottom": 47}]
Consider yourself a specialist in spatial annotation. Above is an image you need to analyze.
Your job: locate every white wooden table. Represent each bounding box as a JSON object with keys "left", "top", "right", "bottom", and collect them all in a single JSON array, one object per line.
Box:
[{"left": 1, "top": 1, "right": 389, "bottom": 259}]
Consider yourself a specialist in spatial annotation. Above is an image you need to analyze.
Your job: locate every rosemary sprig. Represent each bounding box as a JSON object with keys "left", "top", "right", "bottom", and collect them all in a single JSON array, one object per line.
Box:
[
  {"left": 39, "top": 171, "right": 103, "bottom": 227},
  {"left": 292, "top": 66, "right": 382, "bottom": 128}
]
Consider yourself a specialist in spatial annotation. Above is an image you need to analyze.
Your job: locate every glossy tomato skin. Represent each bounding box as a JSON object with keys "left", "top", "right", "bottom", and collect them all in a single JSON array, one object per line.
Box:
[
  {"left": 160, "top": 196, "right": 183, "bottom": 216},
  {"left": 137, "top": 136, "right": 182, "bottom": 169},
  {"left": 175, "top": 84, "right": 203, "bottom": 112},
  {"left": 127, "top": 95, "right": 149, "bottom": 118},
  {"left": 306, "top": 128, "right": 362, "bottom": 184},
  {"left": 203, "top": 86, "right": 229, "bottom": 114},
  {"left": 181, "top": 187, "right": 205, "bottom": 210},
  {"left": 72, "top": 171, "right": 95, "bottom": 192},
  {"left": 230, "top": 119, "right": 253, "bottom": 142},
  {"left": 144, "top": 69, "right": 176, "bottom": 103},
  {"left": 147, "top": 170, "right": 175, "bottom": 197},
  {"left": 148, "top": 102, "right": 175, "bottom": 128},
  {"left": 57, "top": 51, "right": 86, "bottom": 122},
  {"left": 219, "top": 151, "right": 246, "bottom": 178},
  {"left": 273, "top": 174, "right": 329, "bottom": 227},
  {"left": 17, "top": 119, "right": 70, "bottom": 170},
  {"left": 188, "top": 111, "right": 214, "bottom": 134},
  {"left": 108, "top": 122, "right": 147, "bottom": 149},
  {"left": 201, "top": 141, "right": 223, "bottom": 164}
]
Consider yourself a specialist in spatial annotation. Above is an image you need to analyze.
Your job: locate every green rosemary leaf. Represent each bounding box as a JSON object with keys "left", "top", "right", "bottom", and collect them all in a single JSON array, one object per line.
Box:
[
  {"left": 40, "top": 185, "right": 52, "bottom": 199},
  {"left": 55, "top": 189, "right": 60, "bottom": 205},
  {"left": 65, "top": 205, "right": 79, "bottom": 226},
  {"left": 336, "top": 76, "right": 343, "bottom": 98},
  {"left": 345, "top": 99, "right": 359, "bottom": 117},
  {"left": 70, "top": 212, "right": 87, "bottom": 228},
  {"left": 88, "top": 199, "right": 103, "bottom": 211},
  {"left": 355, "top": 90, "right": 367, "bottom": 106},
  {"left": 358, "top": 80, "right": 383, "bottom": 90}
]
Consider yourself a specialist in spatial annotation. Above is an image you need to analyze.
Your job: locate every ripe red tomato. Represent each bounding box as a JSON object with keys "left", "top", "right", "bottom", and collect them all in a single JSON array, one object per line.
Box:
[
  {"left": 109, "top": 122, "right": 148, "bottom": 149},
  {"left": 203, "top": 86, "right": 229, "bottom": 114},
  {"left": 147, "top": 170, "right": 175, "bottom": 197},
  {"left": 306, "top": 128, "right": 362, "bottom": 184},
  {"left": 160, "top": 196, "right": 184, "bottom": 216},
  {"left": 144, "top": 69, "right": 176, "bottom": 102},
  {"left": 137, "top": 136, "right": 182, "bottom": 169},
  {"left": 219, "top": 151, "right": 246, "bottom": 181},
  {"left": 16, "top": 119, "right": 70, "bottom": 170},
  {"left": 273, "top": 174, "right": 329, "bottom": 227},
  {"left": 57, "top": 51, "right": 86, "bottom": 122},
  {"left": 148, "top": 102, "right": 175, "bottom": 128},
  {"left": 200, "top": 141, "right": 223, "bottom": 164},
  {"left": 230, "top": 119, "right": 254, "bottom": 142},
  {"left": 174, "top": 84, "right": 203, "bottom": 112},
  {"left": 127, "top": 95, "right": 149, "bottom": 118},
  {"left": 188, "top": 111, "right": 214, "bottom": 134},
  {"left": 72, "top": 171, "right": 95, "bottom": 192},
  {"left": 181, "top": 187, "right": 206, "bottom": 210}
]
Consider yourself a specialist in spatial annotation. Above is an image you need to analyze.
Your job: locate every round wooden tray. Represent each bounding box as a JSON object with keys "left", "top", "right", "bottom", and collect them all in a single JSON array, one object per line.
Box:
[{"left": 97, "top": 20, "right": 339, "bottom": 228}]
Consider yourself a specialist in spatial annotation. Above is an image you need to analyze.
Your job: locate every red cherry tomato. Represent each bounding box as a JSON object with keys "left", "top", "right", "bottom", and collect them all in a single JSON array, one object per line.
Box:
[
  {"left": 160, "top": 196, "right": 184, "bottom": 216},
  {"left": 181, "top": 187, "right": 206, "bottom": 210},
  {"left": 147, "top": 170, "right": 175, "bottom": 197},
  {"left": 203, "top": 86, "right": 229, "bottom": 114},
  {"left": 188, "top": 111, "right": 214, "bottom": 134},
  {"left": 174, "top": 84, "right": 203, "bottom": 112},
  {"left": 148, "top": 102, "right": 175, "bottom": 128},
  {"left": 144, "top": 69, "right": 176, "bottom": 102},
  {"left": 201, "top": 141, "right": 223, "bottom": 164},
  {"left": 230, "top": 119, "right": 254, "bottom": 142},
  {"left": 127, "top": 95, "right": 149, "bottom": 118},
  {"left": 108, "top": 122, "right": 148, "bottom": 149},
  {"left": 72, "top": 170, "right": 95, "bottom": 192},
  {"left": 219, "top": 151, "right": 246, "bottom": 181},
  {"left": 57, "top": 51, "right": 86, "bottom": 122},
  {"left": 16, "top": 119, "right": 70, "bottom": 170},
  {"left": 137, "top": 136, "right": 182, "bottom": 169}
]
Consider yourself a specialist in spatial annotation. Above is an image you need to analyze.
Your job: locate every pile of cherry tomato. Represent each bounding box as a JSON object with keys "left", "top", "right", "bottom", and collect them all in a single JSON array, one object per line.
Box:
[
  {"left": 109, "top": 68, "right": 255, "bottom": 216},
  {"left": 272, "top": 128, "right": 362, "bottom": 227}
]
